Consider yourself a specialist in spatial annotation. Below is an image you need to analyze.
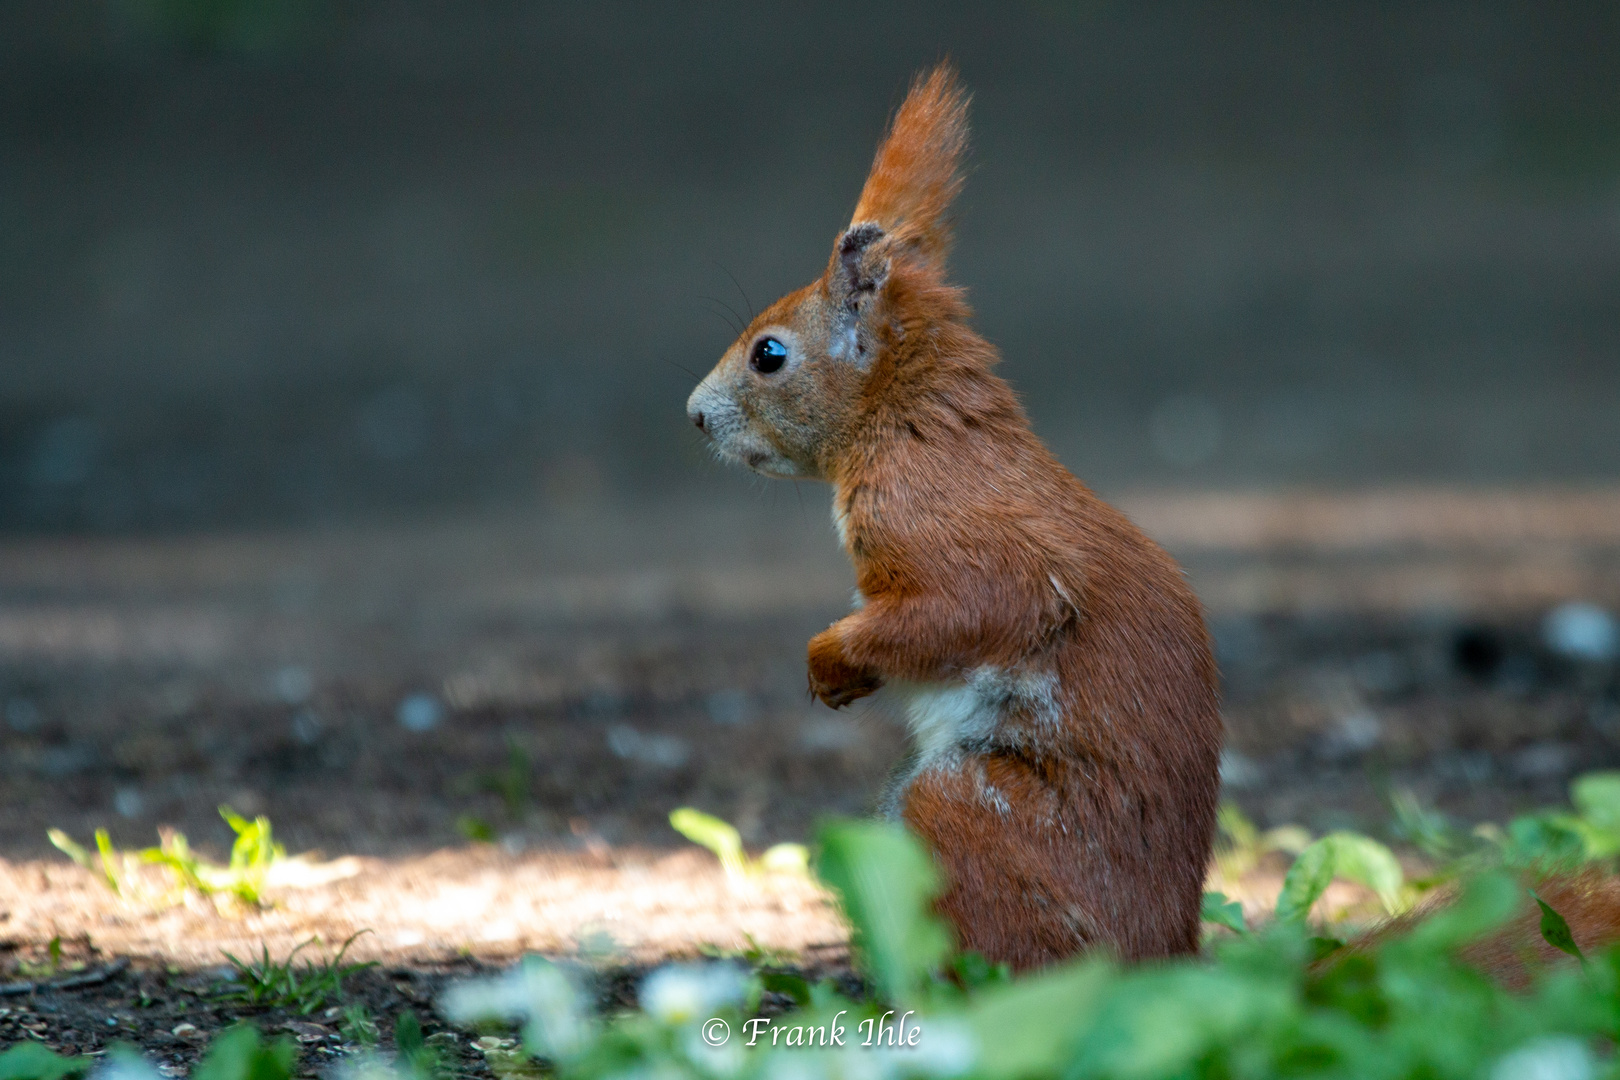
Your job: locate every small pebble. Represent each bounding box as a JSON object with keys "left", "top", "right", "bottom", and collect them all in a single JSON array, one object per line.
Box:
[
  {"left": 705, "top": 688, "right": 752, "bottom": 726},
  {"left": 114, "top": 787, "right": 144, "bottom": 819},
  {"left": 4, "top": 697, "right": 42, "bottom": 733},
  {"left": 1544, "top": 602, "right": 1619, "bottom": 663},
  {"left": 273, "top": 665, "right": 314, "bottom": 705},
  {"left": 291, "top": 708, "right": 324, "bottom": 744},
  {"left": 606, "top": 725, "right": 689, "bottom": 768},
  {"left": 397, "top": 692, "right": 443, "bottom": 732}
]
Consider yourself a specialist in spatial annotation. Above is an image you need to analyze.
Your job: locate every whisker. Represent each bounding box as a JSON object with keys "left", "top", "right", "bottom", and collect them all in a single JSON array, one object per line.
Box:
[
  {"left": 697, "top": 301, "right": 743, "bottom": 338},
  {"left": 660, "top": 357, "right": 703, "bottom": 381},
  {"left": 714, "top": 260, "right": 756, "bottom": 322},
  {"left": 792, "top": 479, "right": 808, "bottom": 529},
  {"left": 698, "top": 294, "right": 749, "bottom": 336}
]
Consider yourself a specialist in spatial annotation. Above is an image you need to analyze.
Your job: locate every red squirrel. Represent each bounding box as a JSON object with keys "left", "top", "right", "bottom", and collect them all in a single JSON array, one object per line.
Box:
[{"left": 686, "top": 65, "right": 1221, "bottom": 969}]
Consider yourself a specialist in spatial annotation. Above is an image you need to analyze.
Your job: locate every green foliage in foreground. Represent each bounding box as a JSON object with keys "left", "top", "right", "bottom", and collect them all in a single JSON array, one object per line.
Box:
[
  {"left": 0, "top": 1025, "right": 293, "bottom": 1080},
  {"left": 17, "top": 773, "right": 1620, "bottom": 1080}
]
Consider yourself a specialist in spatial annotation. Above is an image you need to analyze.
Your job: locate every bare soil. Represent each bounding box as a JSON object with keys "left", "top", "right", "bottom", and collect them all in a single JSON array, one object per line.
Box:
[{"left": 2, "top": 491, "right": 1618, "bottom": 1063}]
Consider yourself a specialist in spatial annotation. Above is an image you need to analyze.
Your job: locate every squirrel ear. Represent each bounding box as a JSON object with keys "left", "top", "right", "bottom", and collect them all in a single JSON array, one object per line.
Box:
[
  {"left": 833, "top": 222, "right": 888, "bottom": 310},
  {"left": 848, "top": 63, "right": 969, "bottom": 272},
  {"left": 824, "top": 222, "right": 889, "bottom": 365}
]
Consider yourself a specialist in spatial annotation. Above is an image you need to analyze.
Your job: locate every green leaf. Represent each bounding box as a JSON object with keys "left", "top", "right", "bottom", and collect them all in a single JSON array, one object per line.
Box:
[
  {"left": 1275, "top": 832, "right": 1406, "bottom": 923},
  {"left": 952, "top": 951, "right": 1012, "bottom": 991},
  {"left": 1275, "top": 837, "right": 1336, "bottom": 922},
  {"left": 1390, "top": 787, "right": 1456, "bottom": 858},
  {"left": 1202, "top": 891, "right": 1248, "bottom": 934},
  {"left": 0, "top": 1043, "right": 91, "bottom": 1080},
  {"left": 1322, "top": 831, "right": 1406, "bottom": 913},
  {"left": 395, "top": 1010, "right": 440, "bottom": 1080},
  {"left": 395, "top": 1010, "right": 425, "bottom": 1056},
  {"left": 669, "top": 807, "right": 748, "bottom": 881},
  {"left": 1066, "top": 965, "right": 1294, "bottom": 1079},
  {"left": 759, "top": 970, "right": 813, "bottom": 1008},
  {"left": 760, "top": 842, "right": 810, "bottom": 875},
  {"left": 46, "top": 829, "right": 91, "bottom": 868},
  {"left": 1531, "top": 890, "right": 1587, "bottom": 965},
  {"left": 1572, "top": 771, "right": 1620, "bottom": 857},
  {"left": 1217, "top": 803, "right": 1259, "bottom": 851},
  {"left": 1308, "top": 935, "right": 1347, "bottom": 963},
  {"left": 1401, "top": 871, "right": 1521, "bottom": 952},
  {"left": 812, "top": 820, "right": 951, "bottom": 1004},
  {"left": 962, "top": 960, "right": 1111, "bottom": 1079},
  {"left": 1504, "top": 813, "right": 1589, "bottom": 865},
  {"left": 192, "top": 1024, "right": 296, "bottom": 1080}
]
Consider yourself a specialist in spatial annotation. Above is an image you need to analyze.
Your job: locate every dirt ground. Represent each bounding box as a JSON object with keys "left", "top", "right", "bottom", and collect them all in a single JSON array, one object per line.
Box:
[{"left": 2, "top": 490, "right": 1619, "bottom": 1063}]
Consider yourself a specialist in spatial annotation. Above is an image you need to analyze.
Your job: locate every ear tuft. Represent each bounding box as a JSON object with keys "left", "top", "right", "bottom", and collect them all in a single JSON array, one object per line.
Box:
[{"left": 848, "top": 63, "right": 969, "bottom": 271}]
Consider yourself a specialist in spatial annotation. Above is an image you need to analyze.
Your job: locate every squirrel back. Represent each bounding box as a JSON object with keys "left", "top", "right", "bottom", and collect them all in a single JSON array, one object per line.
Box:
[{"left": 687, "top": 64, "right": 1222, "bottom": 968}]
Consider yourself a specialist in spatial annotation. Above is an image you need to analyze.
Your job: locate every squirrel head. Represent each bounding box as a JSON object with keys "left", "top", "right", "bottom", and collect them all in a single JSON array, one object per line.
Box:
[{"left": 687, "top": 64, "right": 970, "bottom": 481}]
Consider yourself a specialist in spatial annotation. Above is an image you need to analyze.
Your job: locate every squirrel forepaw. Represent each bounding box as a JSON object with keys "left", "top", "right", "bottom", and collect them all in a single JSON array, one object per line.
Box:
[
  {"left": 807, "top": 670, "right": 881, "bottom": 709},
  {"left": 807, "top": 630, "right": 883, "bottom": 709}
]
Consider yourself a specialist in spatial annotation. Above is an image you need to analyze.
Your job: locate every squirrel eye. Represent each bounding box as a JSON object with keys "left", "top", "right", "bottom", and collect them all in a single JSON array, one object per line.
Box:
[{"left": 749, "top": 336, "right": 788, "bottom": 374}]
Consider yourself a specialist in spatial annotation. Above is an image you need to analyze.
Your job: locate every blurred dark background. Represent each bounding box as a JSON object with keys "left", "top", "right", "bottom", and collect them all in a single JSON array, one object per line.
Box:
[{"left": 5, "top": 0, "right": 1618, "bottom": 532}]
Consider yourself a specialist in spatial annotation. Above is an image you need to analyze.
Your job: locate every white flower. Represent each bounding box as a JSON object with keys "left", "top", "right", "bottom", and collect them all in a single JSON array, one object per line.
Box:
[
  {"left": 440, "top": 955, "right": 590, "bottom": 1057},
  {"left": 1491, "top": 1037, "right": 1595, "bottom": 1080},
  {"left": 682, "top": 1028, "right": 748, "bottom": 1077},
  {"left": 878, "top": 1018, "right": 977, "bottom": 1078},
  {"left": 91, "top": 1051, "right": 164, "bottom": 1080},
  {"left": 639, "top": 963, "right": 748, "bottom": 1026},
  {"left": 333, "top": 1054, "right": 414, "bottom": 1080}
]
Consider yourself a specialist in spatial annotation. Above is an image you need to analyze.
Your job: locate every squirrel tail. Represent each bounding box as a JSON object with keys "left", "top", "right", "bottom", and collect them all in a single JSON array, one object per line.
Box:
[
  {"left": 1346, "top": 869, "right": 1620, "bottom": 988},
  {"left": 1463, "top": 870, "right": 1620, "bottom": 988}
]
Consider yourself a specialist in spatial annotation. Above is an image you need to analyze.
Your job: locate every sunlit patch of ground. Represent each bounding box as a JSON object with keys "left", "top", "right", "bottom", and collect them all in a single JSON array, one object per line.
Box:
[{"left": 0, "top": 848, "right": 841, "bottom": 971}]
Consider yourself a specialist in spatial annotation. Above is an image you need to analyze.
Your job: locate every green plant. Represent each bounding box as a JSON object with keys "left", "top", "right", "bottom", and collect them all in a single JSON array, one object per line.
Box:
[
  {"left": 219, "top": 931, "right": 375, "bottom": 1014},
  {"left": 813, "top": 818, "right": 951, "bottom": 1006},
  {"left": 192, "top": 1024, "right": 296, "bottom": 1080},
  {"left": 31, "top": 774, "right": 1620, "bottom": 1080},
  {"left": 1212, "top": 802, "right": 1312, "bottom": 882},
  {"left": 0, "top": 1044, "right": 91, "bottom": 1080},
  {"left": 492, "top": 737, "right": 532, "bottom": 818},
  {"left": 1496, "top": 770, "right": 1620, "bottom": 867},
  {"left": 668, "top": 807, "right": 809, "bottom": 883},
  {"left": 1389, "top": 786, "right": 1460, "bottom": 858},
  {"left": 340, "top": 1002, "right": 381, "bottom": 1046},
  {"left": 13, "top": 935, "right": 77, "bottom": 979},
  {"left": 435, "top": 777, "right": 1620, "bottom": 1080},
  {"left": 393, "top": 1011, "right": 435, "bottom": 1078},
  {"left": 1200, "top": 891, "right": 1248, "bottom": 935},
  {"left": 48, "top": 806, "right": 289, "bottom": 907},
  {"left": 0, "top": 1025, "right": 297, "bottom": 1080},
  {"left": 1273, "top": 830, "right": 1409, "bottom": 922}
]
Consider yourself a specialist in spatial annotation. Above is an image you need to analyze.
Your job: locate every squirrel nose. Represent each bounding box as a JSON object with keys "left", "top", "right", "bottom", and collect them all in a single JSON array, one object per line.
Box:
[{"left": 689, "top": 408, "right": 707, "bottom": 432}]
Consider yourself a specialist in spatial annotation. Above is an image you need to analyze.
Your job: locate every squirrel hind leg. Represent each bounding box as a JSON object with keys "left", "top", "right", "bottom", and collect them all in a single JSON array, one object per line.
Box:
[{"left": 900, "top": 754, "right": 1204, "bottom": 969}]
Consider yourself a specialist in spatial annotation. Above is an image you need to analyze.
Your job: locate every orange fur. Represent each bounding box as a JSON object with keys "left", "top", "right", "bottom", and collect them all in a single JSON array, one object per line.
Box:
[
  {"left": 849, "top": 65, "right": 969, "bottom": 271},
  {"left": 1468, "top": 872, "right": 1620, "bottom": 986},
  {"left": 687, "top": 64, "right": 1222, "bottom": 968},
  {"left": 1351, "top": 871, "right": 1620, "bottom": 989}
]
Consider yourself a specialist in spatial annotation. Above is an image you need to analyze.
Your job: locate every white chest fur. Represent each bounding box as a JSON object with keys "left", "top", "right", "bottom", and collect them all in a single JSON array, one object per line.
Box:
[{"left": 891, "top": 666, "right": 1059, "bottom": 766}]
